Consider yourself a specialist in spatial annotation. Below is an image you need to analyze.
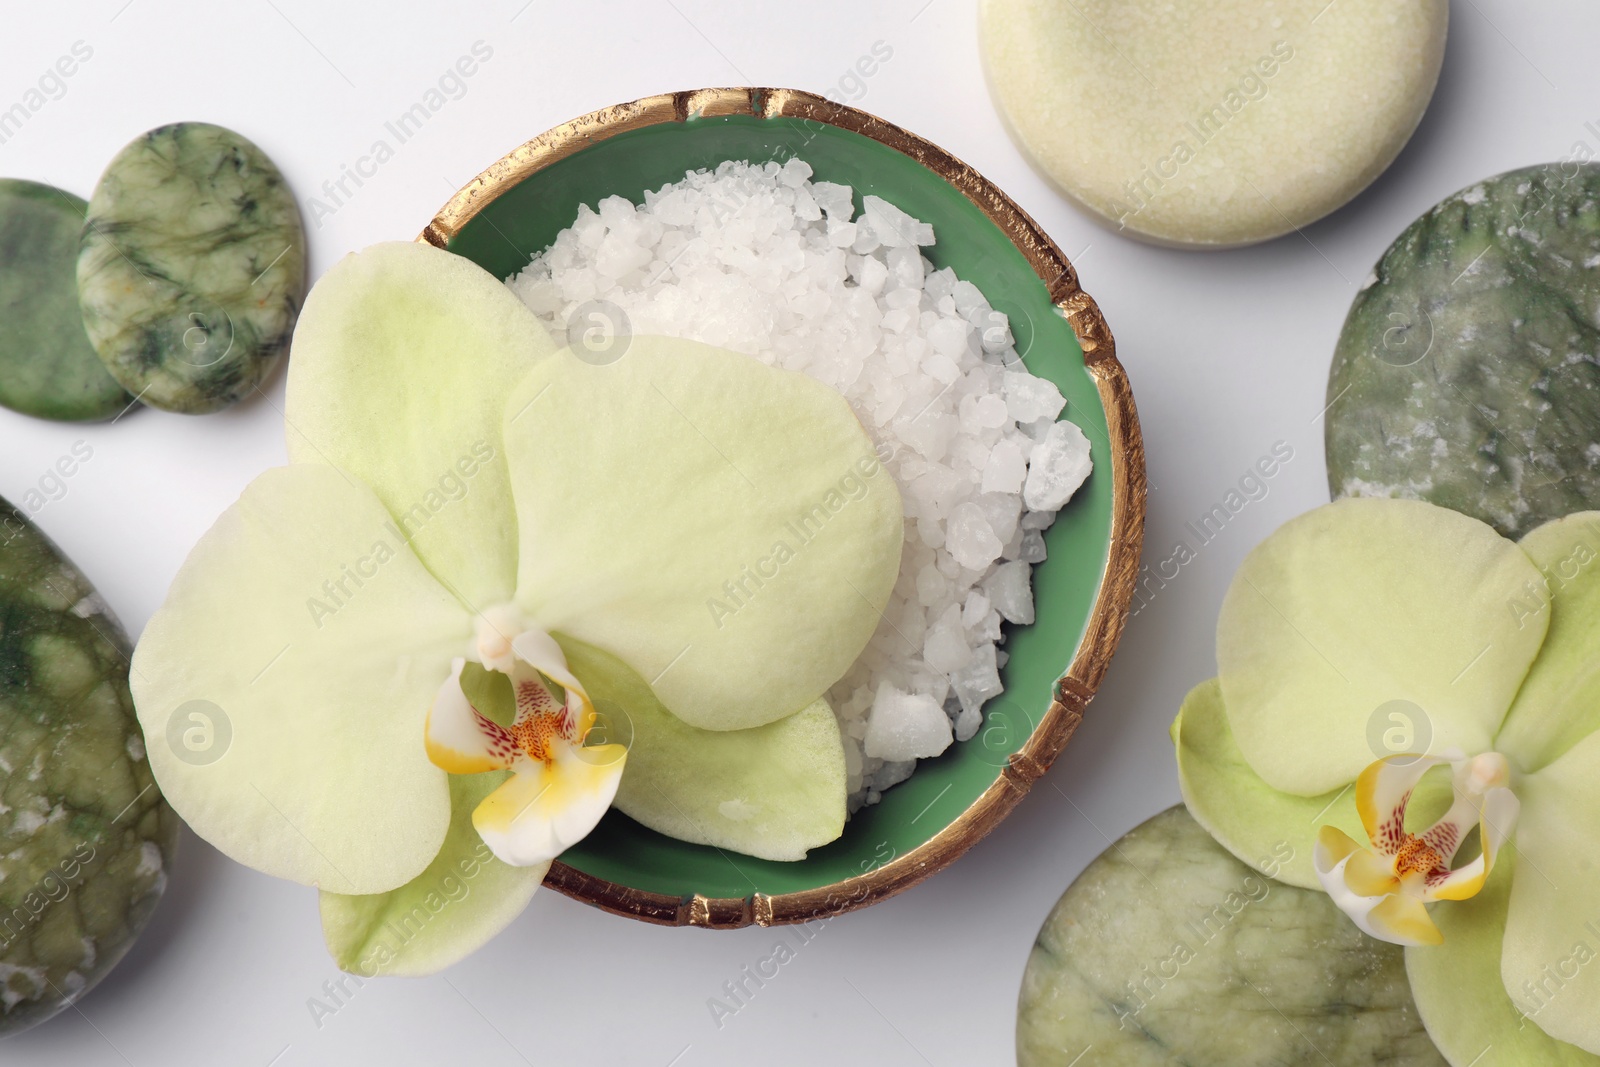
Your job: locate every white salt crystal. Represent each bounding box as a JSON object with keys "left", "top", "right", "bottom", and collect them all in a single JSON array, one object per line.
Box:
[
  {"left": 793, "top": 187, "right": 822, "bottom": 222},
  {"left": 1023, "top": 420, "right": 1093, "bottom": 511},
  {"left": 952, "top": 643, "right": 1003, "bottom": 721},
  {"left": 977, "top": 492, "right": 1022, "bottom": 544},
  {"left": 961, "top": 590, "right": 992, "bottom": 630},
  {"left": 1004, "top": 371, "right": 1067, "bottom": 423},
  {"left": 985, "top": 560, "right": 1035, "bottom": 625},
  {"left": 864, "top": 682, "right": 953, "bottom": 761},
  {"left": 911, "top": 465, "right": 964, "bottom": 520},
  {"left": 951, "top": 280, "right": 986, "bottom": 315},
  {"left": 982, "top": 438, "right": 1028, "bottom": 494},
  {"left": 954, "top": 702, "right": 984, "bottom": 743},
  {"left": 887, "top": 246, "right": 925, "bottom": 289},
  {"left": 1018, "top": 527, "right": 1048, "bottom": 564},
  {"left": 780, "top": 157, "right": 813, "bottom": 187},
  {"left": 928, "top": 318, "right": 969, "bottom": 358},
  {"left": 857, "top": 255, "right": 889, "bottom": 295},
  {"left": 946, "top": 501, "right": 1003, "bottom": 570},
  {"left": 975, "top": 394, "right": 1009, "bottom": 429},
  {"left": 811, "top": 181, "right": 854, "bottom": 218},
  {"left": 863, "top": 194, "right": 934, "bottom": 247},
  {"left": 924, "top": 352, "right": 961, "bottom": 385},
  {"left": 923, "top": 604, "right": 973, "bottom": 672},
  {"left": 971, "top": 608, "right": 1002, "bottom": 643},
  {"left": 1001, "top": 523, "right": 1026, "bottom": 562}
]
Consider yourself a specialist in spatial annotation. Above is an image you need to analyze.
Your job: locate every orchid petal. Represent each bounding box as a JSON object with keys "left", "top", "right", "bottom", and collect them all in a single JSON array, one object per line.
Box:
[
  {"left": 1315, "top": 846, "right": 1441, "bottom": 947},
  {"left": 1218, "top": 498, "right": 1546, "bottom": 795},
  {"left": 1500, "top": 730, "right": 1600, "bottom": 1054},
  {"left": 1425, "top": 786, "right": 1517, "bottom": 903},
  {"left": 319, "top": 771, "right": 547, "bottom": 977},
  {"left": 1369, "top": 894, "right": 1445, "bottom": 947},
  {"left": 131, "top": 464, "right": 466, "bottom": 894},
  {"left": 559, "top": 636, "right": 847, "bottom": 862},
  {"left": 1357, "top": 752, "right": 1455, "bottom": 857},
  {"left": 1495, "top": 512, "right": 1600, "bottom": 773},
  {"left": 424, "top": 659, "right": 519, "bottom": 775},
  {"left": 285, "top": 242, "right": 557, "bottom": 610},
  {"left": 1344, "top": 847, "right": 1404, "bottom": 898},
  {"left": 1174, "top": 678, "right": 1431, "bottom": 889},
  {"left": 472, "top": 745, "right": 627, "bottom": 867},
  {"left": 506, "top": 336, "right": 903, "bottom": 731},
  {"left": 1407, "top": 860, "right": 1600, "bottom": 1066},
  {"left": 1315, "top": 824, "right": 1366, "bottom": 871}
]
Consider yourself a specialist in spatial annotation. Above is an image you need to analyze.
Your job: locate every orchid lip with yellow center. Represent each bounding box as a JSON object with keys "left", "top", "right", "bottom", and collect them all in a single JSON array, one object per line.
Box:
[
  {"left": 1313, "top": 750, "right": 1519, "bottom": 948},
  {"left": 424, "top": 606, "right": 628, "bottom": 868}
]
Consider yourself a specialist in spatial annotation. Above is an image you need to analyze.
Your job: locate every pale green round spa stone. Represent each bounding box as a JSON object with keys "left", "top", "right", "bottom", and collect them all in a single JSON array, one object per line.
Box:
[
  {"left": 1016, "top": 807, "right": 1444, "bottom": 1066},
  {"left": 77, "top": 122, "right": 305, "bottom": 414},
  {"left": 0, "top": 498, "right": 177, "bottom": 1034},
  {"left": 0, "top": 180, "right": 131, "bottom": 422},
  {"left": 981, "top": 0, "right": 1448, "bottom": 247}
]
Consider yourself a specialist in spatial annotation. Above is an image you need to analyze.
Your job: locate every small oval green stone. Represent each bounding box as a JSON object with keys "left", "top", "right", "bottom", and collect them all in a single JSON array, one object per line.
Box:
[
  {"left": 1326, "top": 163, "right": 1600, "bottom": 539},
  {"left": 0, "top": 180, "right": 131, "bottom": 422},
  {"left": 0, "top": 500, "right": 177, "bottom": 1035},
  {"left": 77, "top": 122, "right": 306, "bottom": 414},
  {"left": 1017, "top": 807, "right": 1445, "bottom": 1067}
]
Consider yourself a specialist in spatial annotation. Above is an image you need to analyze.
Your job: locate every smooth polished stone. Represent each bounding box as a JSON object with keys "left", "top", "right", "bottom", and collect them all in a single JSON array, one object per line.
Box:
[
  {"left": 77, "top": 122, "right": 305, "bottom": 414},
  {"left": 0, "top": 180, "right": 130, "bottom": 422},
  {"left": 1328, "top": 163, "right": 1600, "bottom": 539},
  {"left": 981, "top": 0, "right": 1447, "bottom": 247},
  {"left": 0, "top": 500, "right": 177, "bottom": 1034},
  {"left": 1016, "top": 807, "right": 1445, "bottom": 1067}
]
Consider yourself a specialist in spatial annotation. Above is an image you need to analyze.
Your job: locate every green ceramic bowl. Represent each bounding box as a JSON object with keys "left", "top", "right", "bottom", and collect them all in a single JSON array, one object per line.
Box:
[{"left": 423, "top": 88, "right": 1145, "bottom": 927}]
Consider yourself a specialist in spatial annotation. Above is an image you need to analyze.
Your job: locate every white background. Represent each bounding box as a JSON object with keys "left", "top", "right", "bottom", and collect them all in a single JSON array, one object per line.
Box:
[{"left": 0, "top": 2, "right": 1590, "bottom": 1063}]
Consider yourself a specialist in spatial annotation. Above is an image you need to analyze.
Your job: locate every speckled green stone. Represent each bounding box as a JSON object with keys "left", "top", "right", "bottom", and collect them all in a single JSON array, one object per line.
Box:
[
  {"left": 0, "top": 181, "right": 131, "bottom": 422},
  {"left": 1326, "top": 163, "right": 1600, "bottom": 539},
  {"left": 1017, "top": 807, "right": 1444, "bottom": 1067},
  {"left": 0, "top": 499, "right": 176, "bottom": 1035},
  {"left": 77, "top": 122, "right": 305, "bottom": 414}
]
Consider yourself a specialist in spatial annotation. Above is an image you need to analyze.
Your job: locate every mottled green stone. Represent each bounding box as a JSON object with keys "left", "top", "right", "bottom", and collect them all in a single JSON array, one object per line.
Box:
[
  {"left": 0, "top": 499, "right": 176, "bottom": 1035},
  {"left": 77, "top": 122, "right": 305, "bottom": 414},
  {"left": 1016, "top": 807, "right": 1444, "bottom": 1067},
  {"left": 0, "top": 181, "right": 131, "bottom": 422},
  {"left": 1326, "top": 163, "right": 1600, "bottom": 539}
]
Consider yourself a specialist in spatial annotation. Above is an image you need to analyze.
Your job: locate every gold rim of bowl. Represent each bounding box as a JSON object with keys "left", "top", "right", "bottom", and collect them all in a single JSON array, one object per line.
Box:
[{"left": 420, "top": 86, "right": 1147, "bottom": 929}]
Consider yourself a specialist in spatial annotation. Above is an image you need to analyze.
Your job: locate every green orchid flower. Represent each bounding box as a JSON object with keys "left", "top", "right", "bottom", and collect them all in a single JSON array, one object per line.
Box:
[
  {"left": 1173, "top": 497, "right": 1600, "bottom": 1064},
  {"left": 130, "top": 241, "right": 903, "bottom": 975}
]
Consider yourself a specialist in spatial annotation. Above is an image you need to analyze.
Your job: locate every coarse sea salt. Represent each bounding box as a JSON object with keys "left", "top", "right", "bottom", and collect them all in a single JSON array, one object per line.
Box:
[{"left": 506, "top": 158, "right": 1092, "bottom": 809}]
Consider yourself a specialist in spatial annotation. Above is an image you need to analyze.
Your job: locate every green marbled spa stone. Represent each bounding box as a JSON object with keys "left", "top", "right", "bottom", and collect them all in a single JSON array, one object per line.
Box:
[
  {"left": 0, "top": 499, "right": 176, "bottom": 1035},
  {"left": 1326, "top": 163, "right": 1600, "bottom": 539},
  {"left": 77, "top": 122, "right": 305, "bottom": 414},
  {"left": 0, "top": 180, "right": 131, "bottom": 422},
  {"left": 1016, "top": 807, "right": 1444, "bottom": 1067}
]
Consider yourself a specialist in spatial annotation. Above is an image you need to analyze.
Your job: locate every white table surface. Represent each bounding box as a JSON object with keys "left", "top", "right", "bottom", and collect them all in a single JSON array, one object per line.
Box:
[{"left": 0, "top": 2, "right": 1589, "bottom": 1063}]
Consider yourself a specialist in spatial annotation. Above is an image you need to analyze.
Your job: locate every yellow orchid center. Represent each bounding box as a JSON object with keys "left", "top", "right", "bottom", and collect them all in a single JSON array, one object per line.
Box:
[
  {"left": 423, "top": 606, "right": 628, "bottom": 867},
  {"left": 1313, "top": 750, "right": 1519, "bottom": 947}
]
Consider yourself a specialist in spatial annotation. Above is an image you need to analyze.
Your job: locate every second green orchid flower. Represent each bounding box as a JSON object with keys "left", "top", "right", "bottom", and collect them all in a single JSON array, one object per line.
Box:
[{"left": 1174, "top": 497, "right": 1600, "bottom": 1063}]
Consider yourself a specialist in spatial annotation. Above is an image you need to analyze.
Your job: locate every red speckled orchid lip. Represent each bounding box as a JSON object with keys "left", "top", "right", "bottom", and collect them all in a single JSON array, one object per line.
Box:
[
  {"left": 424, "top": 606, "right": 627, "bottom": 868},
  {"left": 1313, "top": 750, "right": 1518, "bottom": 947}
]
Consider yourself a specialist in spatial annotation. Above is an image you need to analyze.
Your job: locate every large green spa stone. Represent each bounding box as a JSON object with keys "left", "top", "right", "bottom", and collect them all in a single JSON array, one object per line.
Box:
[
  {"left": 0, "top": 499, "right": 177, "bottom": 1034},
  {"left": 1016, "top": 807, "right": 1444, "bottom": 1066},
  {"left": 77, "top": 122, "right": 305, "bottom": 414},
  {"left": 1326, "top": 163, "right": 1600, "bottom": 539},
  {"left": 0, "top": 181, "right": 131, "bottom": 422}
]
